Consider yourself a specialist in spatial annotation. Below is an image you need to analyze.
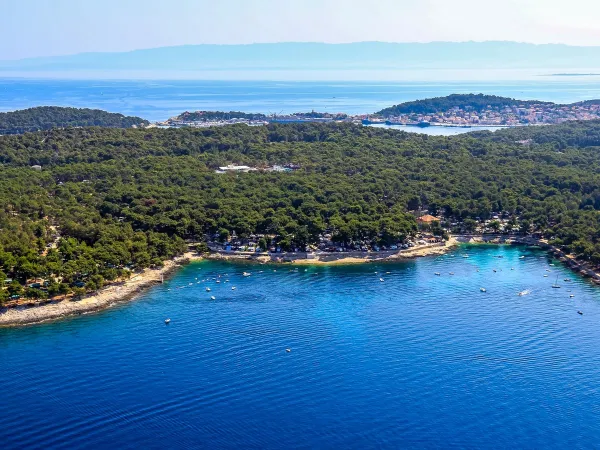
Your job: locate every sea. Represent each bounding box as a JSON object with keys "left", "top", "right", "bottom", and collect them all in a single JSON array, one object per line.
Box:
[
  {"left": 2, "top": 245, "right": 600, "bottom": 448},
  {"left": 2, "top": 78, "right": 600, "bottom": 125}
]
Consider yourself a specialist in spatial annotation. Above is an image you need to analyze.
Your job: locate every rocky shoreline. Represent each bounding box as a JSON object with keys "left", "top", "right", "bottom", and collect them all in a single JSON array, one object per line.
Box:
[
  {"left": 3, "top": 235, "right": 599, "bottom": 327},
  {"left": 0, "top": 253, "right": 201, "bottom": 327}
]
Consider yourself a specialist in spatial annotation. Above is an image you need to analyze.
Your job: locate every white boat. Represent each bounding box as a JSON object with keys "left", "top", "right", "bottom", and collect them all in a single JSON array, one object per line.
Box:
[
  {"left": 206, "top": 287, "right": 211, "bottom": 292},
  {"left": 520, "top": 256, "right": 525, "bottom": 259},
  {"left": 232, "top": 287, "right": 236, "bottom": 290},
  {"left": 379, "top": 278, "right": 385, "bottom": 282},
  {"left": 210, "top": 296, "right": 216, "bottom": 300},
  {"left": 480, "top": 288, "right": 486, "bottom": 292},
  {"left": 570, "top": 294, "right": 574, "bottom": 298},
  {"left": 243, "top": 272, "right": 251, "bottom": 277},
  {"left": 164, "top": 319, "right": 171, "bottom": 324},
  {"left": 552, "top": 276, "right": 561, "bottom": 288},
  {"left": 518, "top": 290, "right": 530, "bottom": 296},
  {"left": 435, "top": 272, "right": 441, "bottom": 276},
  {"left": 216, "top": 280, "right": 221, "bottom": 283}
]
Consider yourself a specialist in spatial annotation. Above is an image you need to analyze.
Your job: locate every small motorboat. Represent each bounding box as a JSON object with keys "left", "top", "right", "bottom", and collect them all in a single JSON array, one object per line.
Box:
[
  {"left": 164, "top": 319, "right": 171, "bottom": 324},
  {"left": 286, "top": 348, "right": 291, "bottom": 353},
  {"left": 570, "top": 294, "right": 574, "bottom": 298},
  {"left": 449, "top": 272, "right": 455, "bottom": 275},
  {"left": 543, "top": 275, "right": 548, "bottom": 277},
  {"left": 216, "top": 280, "right": 221, "bottom": 283},
  {"left": 243, "top": 272, "right": 251, "bottom": 277},
  {"left": 519, "top": 256, "right": 525, "bottom": 259},
  {"left": 564, "top": 278, "right": 571, "bottom": 282},
  {"left": 210, "top": 296, "right": 216, "bottom": 300},
  {"left": 518, "top": 290, "right": 530, "bottom": 296},
  {"left": 206, "top": 287, "right": 211, "bottom": 292},
  {"left": 379, "top": 278, "right": 385, "bottom": 282},
  {"left": 232, "top": 286, "right": 236, "bottom": 290},
  {"left": 435, "top": 272, "right": 441, "bottom": 276},
  {"left": 577, "top": 310, "right": 583, "bottom": 315},
  {"left": 480, "top": 288, "right": 486, "bottom": 292}
]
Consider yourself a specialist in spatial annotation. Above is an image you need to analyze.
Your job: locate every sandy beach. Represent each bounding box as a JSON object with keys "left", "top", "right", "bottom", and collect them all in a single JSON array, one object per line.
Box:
[
  {"left": 207, "top": 237, "right": 459, "bottom": 265},
  {"left": 0, "top": 252, "right": 202, "bottom": 327}
]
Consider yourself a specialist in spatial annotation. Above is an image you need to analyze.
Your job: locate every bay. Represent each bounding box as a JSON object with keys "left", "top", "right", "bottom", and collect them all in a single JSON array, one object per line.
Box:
[{"left": 1, "top": 245, "right": 600, "bottom": 448}]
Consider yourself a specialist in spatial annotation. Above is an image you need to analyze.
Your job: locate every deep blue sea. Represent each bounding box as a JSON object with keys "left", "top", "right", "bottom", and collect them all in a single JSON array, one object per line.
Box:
[
  {"left": 2, "top": 78, "right": 600, "bottom": 122},
  {"left": 2, "top": 245, "right": 600, "bottom": 448}
]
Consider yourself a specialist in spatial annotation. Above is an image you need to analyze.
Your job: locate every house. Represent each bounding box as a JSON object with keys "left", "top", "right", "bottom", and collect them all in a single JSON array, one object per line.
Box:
[
  {"left": 217, "top": 165, "right": 257, "bottom": 173},
  {"left": 417, "top": 214, "right": 440, "bottom": 224}
]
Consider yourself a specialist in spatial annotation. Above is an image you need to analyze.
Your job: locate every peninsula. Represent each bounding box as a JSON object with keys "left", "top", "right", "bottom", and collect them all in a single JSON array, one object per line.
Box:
[{"left": 158, "top": 95, "right": 600, "bottom": 129}]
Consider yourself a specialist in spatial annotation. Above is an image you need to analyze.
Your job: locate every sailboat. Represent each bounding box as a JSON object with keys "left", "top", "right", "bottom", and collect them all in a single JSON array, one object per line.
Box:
[{"left": 552, "top": 275, "right": 561, "bottom": 289}]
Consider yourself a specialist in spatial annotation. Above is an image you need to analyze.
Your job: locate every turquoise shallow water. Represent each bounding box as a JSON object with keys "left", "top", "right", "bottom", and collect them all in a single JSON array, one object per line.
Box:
[{"left": 1, "top": 244, "right": 600, "bottom": 448}]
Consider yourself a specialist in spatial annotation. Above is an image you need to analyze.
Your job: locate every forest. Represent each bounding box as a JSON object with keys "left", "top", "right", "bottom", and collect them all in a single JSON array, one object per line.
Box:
[
  {"left": 0, "top": 106, "right": 149, "bottom": 134},
  {"left": 2, "top": 119, "right": 600, "bottom": 302},
  {"left": 376, "top": 94, "right": 551, "bottom": 116}
]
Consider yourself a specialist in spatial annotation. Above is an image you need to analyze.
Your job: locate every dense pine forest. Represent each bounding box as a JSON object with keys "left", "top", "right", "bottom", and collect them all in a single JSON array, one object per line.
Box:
[
  {"left": 2, "top": 120, "right": 600, "bottom": 302},
  {"left": 0, "top": 106, "right": 149, "bottom": 135}
]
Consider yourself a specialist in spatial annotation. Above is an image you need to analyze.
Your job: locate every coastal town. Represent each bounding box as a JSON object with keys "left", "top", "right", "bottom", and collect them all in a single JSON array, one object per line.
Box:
[
  {"left": 372, "top": 101, "right": 600, "bottom": 127},
  {"left": 156, "top": 100, "right": 600, "bottom": 129}
]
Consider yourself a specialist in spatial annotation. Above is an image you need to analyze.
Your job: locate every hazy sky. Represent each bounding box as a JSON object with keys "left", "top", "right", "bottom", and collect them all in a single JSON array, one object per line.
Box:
[{"left": 2, "top": 0, "right": 600, "bottom": 60}]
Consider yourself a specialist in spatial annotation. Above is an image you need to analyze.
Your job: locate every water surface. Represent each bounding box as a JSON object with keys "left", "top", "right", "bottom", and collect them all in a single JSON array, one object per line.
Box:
[
  {"left": 2, "top": 79, "right": 600, "bottom": 121},
  {"left": 1, "top": 245, "right": 599, "bottom": 448}
]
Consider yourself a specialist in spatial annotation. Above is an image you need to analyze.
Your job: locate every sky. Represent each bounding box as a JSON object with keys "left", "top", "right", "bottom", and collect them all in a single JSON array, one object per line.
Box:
[{"left": 2, "top": 0, "right": 600, "bottom": 60}]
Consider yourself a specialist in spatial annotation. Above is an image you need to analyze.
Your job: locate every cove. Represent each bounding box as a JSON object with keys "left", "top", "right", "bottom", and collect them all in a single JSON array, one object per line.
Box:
[{"left": 1, "top": 244, "right": 599, "bottom": 448}]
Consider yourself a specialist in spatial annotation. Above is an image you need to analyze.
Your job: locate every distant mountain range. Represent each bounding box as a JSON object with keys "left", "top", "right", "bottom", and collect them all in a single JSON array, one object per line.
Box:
[{"left": 2, "top": 41, "right": 600, "bottom": 74}]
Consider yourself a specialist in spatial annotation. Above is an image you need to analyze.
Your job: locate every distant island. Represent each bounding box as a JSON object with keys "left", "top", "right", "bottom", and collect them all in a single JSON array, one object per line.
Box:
[
  {"left": 3, "top": 42, "right": 600, "bottom": 78},
  {"left": 0, "top": 106, "right": 149, "bottom": 135}
]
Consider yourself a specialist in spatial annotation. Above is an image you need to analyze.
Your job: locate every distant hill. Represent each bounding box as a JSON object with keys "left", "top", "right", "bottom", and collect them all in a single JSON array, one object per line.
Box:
[
  {"left": 3, "top": 42, "right": 600, "bottom": 75},
  {"left": 376, "top": 94, "right": 552, "bottom": 116},
  {"left": 0, "top": 107, "right": 149, "bottom": 134}
]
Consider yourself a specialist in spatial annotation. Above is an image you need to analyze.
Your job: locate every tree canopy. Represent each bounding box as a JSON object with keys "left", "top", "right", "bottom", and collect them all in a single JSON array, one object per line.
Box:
[
  {"left": 2, "top": 120, "right": 600, "bottom": 301},
  {"left": 0, "top": 106, "right": 149, "bottom": 135}
]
